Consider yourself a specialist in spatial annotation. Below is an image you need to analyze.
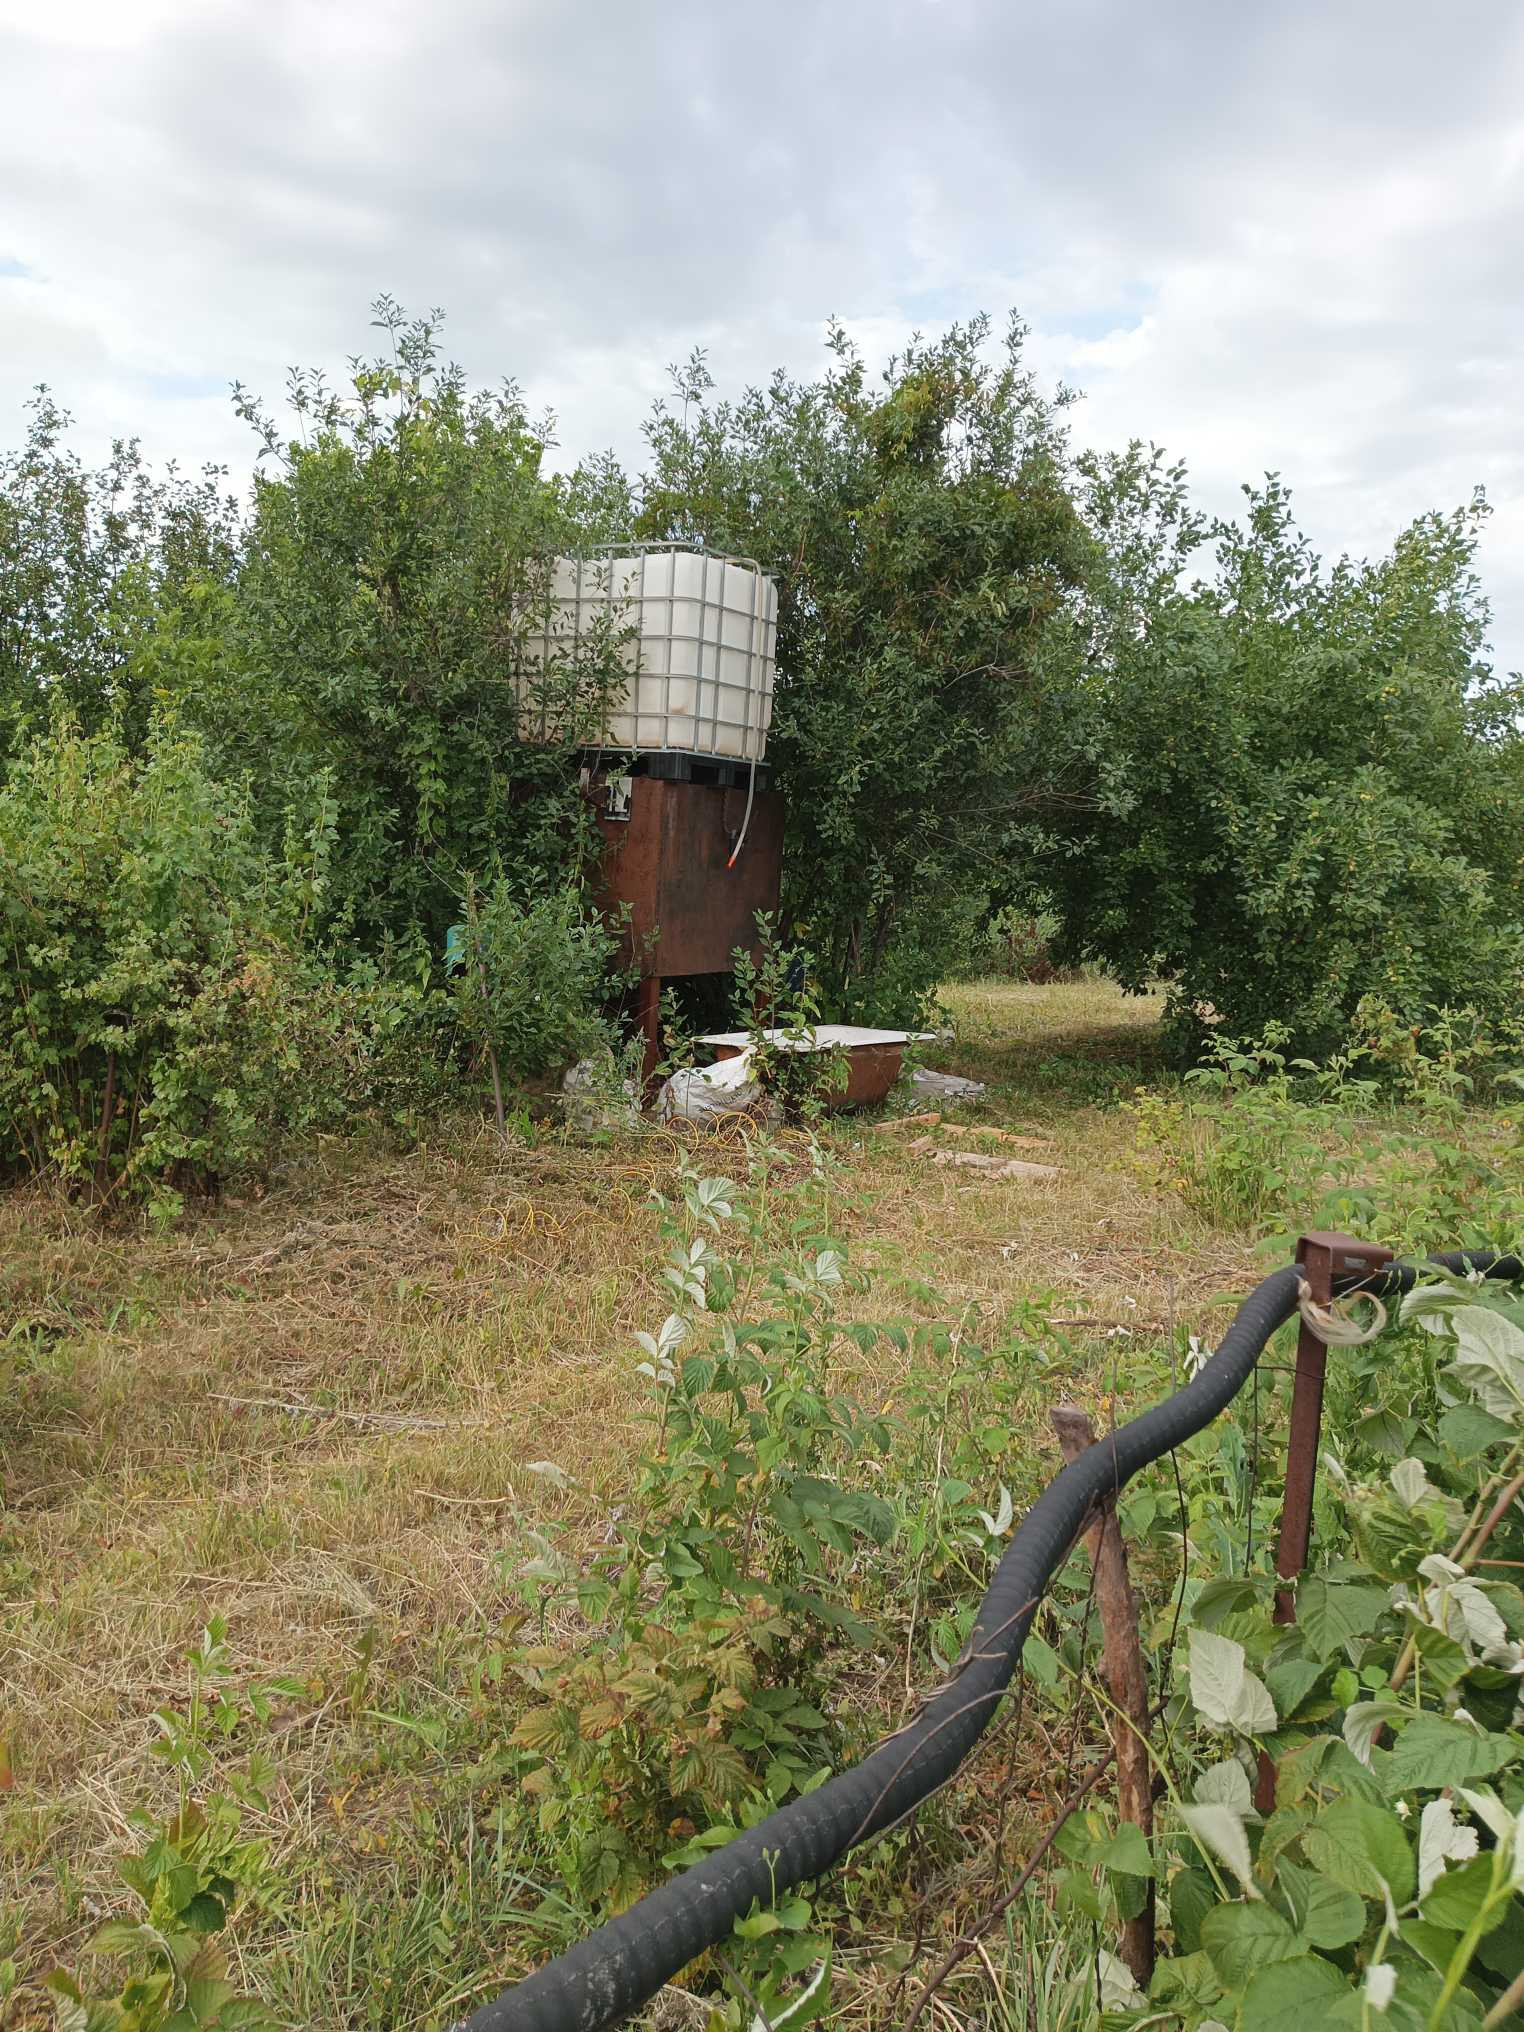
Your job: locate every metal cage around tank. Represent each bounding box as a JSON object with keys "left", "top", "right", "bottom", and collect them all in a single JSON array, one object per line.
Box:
[
  {"left": 515, "top": 545, "right": 787, "bottom": 1086},
  {"left": 515, "top": 544, "right": 778, "bottom": 764}
]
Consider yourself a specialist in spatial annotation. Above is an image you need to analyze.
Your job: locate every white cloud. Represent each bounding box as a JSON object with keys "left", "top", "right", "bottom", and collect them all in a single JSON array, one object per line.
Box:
[{"left": 1, "top": 0, "right": 1521, "bottom": 668}]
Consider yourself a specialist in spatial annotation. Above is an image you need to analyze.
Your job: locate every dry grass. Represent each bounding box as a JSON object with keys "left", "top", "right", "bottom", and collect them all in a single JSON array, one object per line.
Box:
[{"left": 0, "top": 980, "right": 1263, "bottom": 2026}]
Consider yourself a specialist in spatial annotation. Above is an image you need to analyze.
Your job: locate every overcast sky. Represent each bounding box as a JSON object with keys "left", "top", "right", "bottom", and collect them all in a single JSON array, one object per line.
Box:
[{"left": 3, "top": 0, "right": 1521, "bottom": 671}]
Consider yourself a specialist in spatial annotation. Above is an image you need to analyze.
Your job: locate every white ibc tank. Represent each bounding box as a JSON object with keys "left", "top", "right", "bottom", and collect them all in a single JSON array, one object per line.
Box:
[{"left": 518, "top": 546, "right": 777, "bottom": 762}]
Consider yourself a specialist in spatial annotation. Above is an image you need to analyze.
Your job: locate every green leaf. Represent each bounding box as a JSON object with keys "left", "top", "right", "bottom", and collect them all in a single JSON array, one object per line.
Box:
[
  {"left": 735, "top": 1909, "right": 784, "bottom": 1939},
  {"left": 1181, "top": 1803, "right": 1260, "bottom": 1898},
  {"left": 1301, "top": 1798, "right": 1415, "bottom": 1905},
  {"left": 1056, "top": 1865, "right": 1106, "bottom": 1923},
  {"left": 1357, "top": 1404, "right": 1414, "bottom": 1457},
  {"left": 1381, "top": 1713, "right": 1519, "bottom": 1793},
  {"left": 1272, "top": 1734, "right": 1334, "bottom": 1807},
  {"left": 1390, "top": 1457, "right": 1433, "bottom": 1509},
  {"left": 1437, "top": 1403, "right": 1515, "bottom": 1460},
  {"left": 1265, "top": 1657, "right": 1324, "bottom": 1721},
  {"left": 1193, "top": 1578, "right": 1267, "bottom": 1628},
  {"left": 1096, "top": 1822, "right": 1155, "bottom": 1878},
  {"left": 1022, "top": 1632, "right": 1060, "bottom": 1688},
  {"left": 1272, "top": 1859, "right": 1366, "bottom": 1949},
  {"left": 89, "top": 1919, "right": 163, "bottom": 1957},
  {"left": 1476, "top": 1896, "right": 1524, "bottom": 1980},
  {"left": 1422, "top": 1854, "right": 1509, "bottom": 1934},
  {"left": 1400, "top": 1915, "right": 1464, "bottom": 1975},
  {"left": 1195, "top": 1758, "right": 1255, "bottom": 1814},
  {"left": 1260, "top": 1807, "right": 1313, "bottom": 1874},
  {"left": 1343, "top": 1698, "right": 1403, "bottom": 1767},
  {"left": 43, "top": 1972, "right": 89, "bottom": 2032},
  {"left": 1295, "top": 1577, "right": 1386, "bottom": 1662},
  {"left": 1200, "top": 1902, "right": 1302, "bottom": 1988},
  {"left": 1237, "top": 1953, "right": 1352, "bottom": 2029},
  {"left": 1113, "top": 1867, "right": 1151, "bottom": 1921},
  {"left": 1189, "top": 1627, "right": 1278, "bottom": 1736},
  {"left": 217, "top": 2003, "right": 284, "bottom": 2029},
  {"left": 179, "top": 1892, "right": 227, "bottom": 1935},
  {"left": 1149, "top": 1946, "right": 1222, "bottom": 2006},
  {"left": 1168, "top": 1867, "right": 1216, "bottom": 1954},
  {"left": 1054, "top": 1809, "right": 1112, "bottom": 1867},
  {"left": 1319, "top": 1738, "right": 1393, "bottom": 1805},
  {"left": 1408, "top": 1620, "right": 1474, "bottom": 1693},
  {"left": 1447, "top": 1306, "right": 1524, "bottom": 1422}
]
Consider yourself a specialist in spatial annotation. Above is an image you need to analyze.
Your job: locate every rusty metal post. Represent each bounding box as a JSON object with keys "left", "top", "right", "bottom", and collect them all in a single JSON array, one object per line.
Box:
[
  {"left": 1255, "top": 1229, "right": 1392, "bottom": 1810},
  {"left": 1053, "top": 1405, "right": 1155, "bottom": 1989},
  {"left": 635, "top": 973, "right": 663, "bottom": 1098},
  {"left": 1272, "top": 1232, "right": 1394, "bottom": 1624}
]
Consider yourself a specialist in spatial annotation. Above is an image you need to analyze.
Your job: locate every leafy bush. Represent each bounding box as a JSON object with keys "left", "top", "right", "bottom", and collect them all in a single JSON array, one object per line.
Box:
[
  {"left": 225, "top": 300, "right": 630, "bottom": 953},
  {"left": 1110, "top": 1274, "right": 1524, "bottom": 2031},
  {"left": 445, "top": 876, "right": 619, "bottom": 1132},
  {"left": 1036, "top": 475, "right": 1524, "bottom": 1058},
  {"left": 1135, "top": 1026, "right": 1524, "bottom": 1251},
  {"left": 640, "top": 319, "right": 1096, "bottom": 1019},
  {"left": 730, "top": 917, "right": 849, "bottom": 1119},
  {"left": 501, "top": 1148, "right": 1045, "bottom": 2017},
  {"left": 0, "top": 724, "right": 426, "bottom": 1210},
  {"left": 0, "top": 389, "right": 239, "bottom": 761},
  {"left": 45, "top": 1619, "right": 289, "bottom": 2031},
  {"left": 956, "top": 902, "right": 1070, "bottom": 983},
  {"left": 506, "top": 1158, "right": 889, "bottom": 1909}
]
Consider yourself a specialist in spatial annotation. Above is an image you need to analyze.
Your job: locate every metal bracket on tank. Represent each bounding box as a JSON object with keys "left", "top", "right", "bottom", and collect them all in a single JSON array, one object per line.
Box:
[{"left": 580, "top": 765, "right": 633, "bottom": 822}]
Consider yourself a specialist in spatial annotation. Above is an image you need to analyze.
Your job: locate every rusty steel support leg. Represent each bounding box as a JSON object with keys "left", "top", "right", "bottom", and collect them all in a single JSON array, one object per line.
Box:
[
  {"left": 1053, "top": 1405, "right": 1155, "bottom": 1990},
  {"left": 1255, "top": 1230, "right": 1393, "bottom": 1810},
  {"left": 636, "top": 974, "right": 663, "bottom": 1102}
]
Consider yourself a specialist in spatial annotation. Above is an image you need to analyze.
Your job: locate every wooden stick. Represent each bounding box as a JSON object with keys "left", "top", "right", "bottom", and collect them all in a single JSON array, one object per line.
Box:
[
  {"left": 933, "top": 1150, "right": 1060, "bottom": 1181},
  {"left": 879, "top": 1111, "right": 942, "bottom": 1132},
  {"left": 902, "top": 1730, "right": 1123, "bottom": 2032},
  {"left": 1052, "top": 1403, "right": 1156, "bottom": 1989},
  {"left": 937, "top": 1123, "right": 1054, "bottom": 1149},
  {"left": 1483, "top": 1961, "right": 1524, "bottom": 2028}
]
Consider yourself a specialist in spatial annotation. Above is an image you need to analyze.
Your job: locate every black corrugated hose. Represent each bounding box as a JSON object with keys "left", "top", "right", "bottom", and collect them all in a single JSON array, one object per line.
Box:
[{"left": 456, "top": 1251, "right": 1520, "bottom": 2032}]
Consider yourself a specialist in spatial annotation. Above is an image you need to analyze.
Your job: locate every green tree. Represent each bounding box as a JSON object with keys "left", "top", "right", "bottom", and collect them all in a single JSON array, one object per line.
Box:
[
  {"left": 227, "top": 298, "right": 634, "bottom": 953},
  {"left": 0, "top": 722, "right": 397, "bottom": 1209},
  {"left": 0, "top": 390, "right": 238, "bottom": 756},
  {"left": 1036, "top": 474, "right": 1524, "bottom": 1054},
  {"left": 639, "top": 317, "right": 1096, "bottom": 1018}
]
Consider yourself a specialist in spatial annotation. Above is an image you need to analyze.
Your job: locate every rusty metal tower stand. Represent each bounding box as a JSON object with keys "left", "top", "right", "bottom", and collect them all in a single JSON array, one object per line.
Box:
[{"left": 588, "top": 766, "right": 785, "bottom": 1089}]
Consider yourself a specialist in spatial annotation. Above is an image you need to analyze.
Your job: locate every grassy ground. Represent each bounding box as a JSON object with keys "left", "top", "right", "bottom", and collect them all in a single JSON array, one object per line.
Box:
[{"left": 1, "top": 980, "right": 1270, "bottom": 2027}]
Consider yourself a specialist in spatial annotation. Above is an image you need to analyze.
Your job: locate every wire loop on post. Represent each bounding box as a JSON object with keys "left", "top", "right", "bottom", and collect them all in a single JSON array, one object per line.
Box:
[{"left": 1295, "top": 1278, "right": 1387, "bottom": 1346}]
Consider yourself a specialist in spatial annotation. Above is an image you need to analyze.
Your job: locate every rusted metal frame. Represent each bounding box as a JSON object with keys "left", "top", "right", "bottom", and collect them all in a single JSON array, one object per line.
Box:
[{"left": 635, "top": 973, "right": 663, "bottom": 1092}]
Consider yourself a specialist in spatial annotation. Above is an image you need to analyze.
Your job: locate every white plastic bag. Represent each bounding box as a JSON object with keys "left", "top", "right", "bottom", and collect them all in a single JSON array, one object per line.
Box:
[{"left": 658, "top": 1050, "right": 775, "bottom": 1126}]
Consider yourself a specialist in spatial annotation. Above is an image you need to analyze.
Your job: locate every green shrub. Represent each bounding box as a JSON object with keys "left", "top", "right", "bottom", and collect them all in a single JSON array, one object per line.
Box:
[
  {"left": 639, "top": 319, "right": 1096, "bottom": 1019},
  {"left": 1124, "top": 1273, "right": 1524, "bottom": 2031},
  {"left": 730, "top": 917, "right": 849, "bottom": 1119},
  {"left": 1037, "top": 474, "right": 1524, "bottom": 1058},
  {"left": 445, "top": 876, "right": 619, "bottom": 1132},
  {"left": 952, "top": 902, "right": 1070, "bottom": 983},
  {"left": 0, "top": 723, "right": 421, "bottom": 1210},
  {"left": 44, "top": 1619, "right": 287, "bottom": 2032},
  {"left": 0, "top": 388, "right": 239, "bottom": 761},
  {"left": 226, "top": 300, "right": 630, "bottom": 953},
  {"left": 1134, "top": 1025, "right": 1524, "bottom": 1251}
]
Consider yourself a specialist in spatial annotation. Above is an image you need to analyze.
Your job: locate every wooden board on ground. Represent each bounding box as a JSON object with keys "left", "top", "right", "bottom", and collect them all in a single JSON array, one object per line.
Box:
[{"left": 933, "top": 1149, "right": 1061, "bottom": 1181}]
